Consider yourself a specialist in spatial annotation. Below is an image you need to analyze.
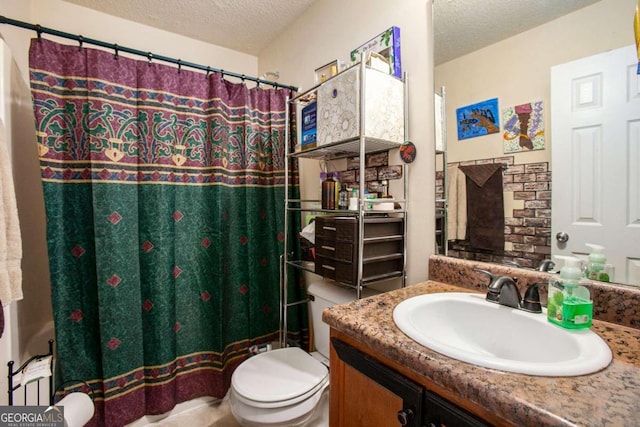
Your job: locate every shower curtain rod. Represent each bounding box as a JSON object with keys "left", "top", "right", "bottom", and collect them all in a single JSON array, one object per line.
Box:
[{"left": 0, "top": 15, "right": 298, "bottom": 91}]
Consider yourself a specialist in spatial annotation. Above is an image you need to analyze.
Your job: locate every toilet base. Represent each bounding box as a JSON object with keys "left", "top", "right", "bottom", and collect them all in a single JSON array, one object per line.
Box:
[{"left": 229, "top": 384, "right": 328, "bottom": 427}]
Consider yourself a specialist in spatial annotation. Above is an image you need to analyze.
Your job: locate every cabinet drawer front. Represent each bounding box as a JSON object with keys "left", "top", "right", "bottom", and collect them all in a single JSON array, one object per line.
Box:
[
  {"left": 362, "top": 257, "right": 404, "bottom": 282},
  {"left": 315, "top": 255, "right": 338, "bottom": 281},
  {"left": 315, "top": 216, "right": 357, "bottom": 242},
  {"left": 362, "top": 239, "right": 403, "bottom": 258},
  {"left": 315, "top": 255, "right": 356, "bottom": 284},
  {"left": 364, "top": 218, "right": 404, "bottom": 238},
  {"left": 316, "top": 237, "right": 353, "bottom": 262},
  {"left": 314, "top": 216, "right": 336, "bottom": 240}
]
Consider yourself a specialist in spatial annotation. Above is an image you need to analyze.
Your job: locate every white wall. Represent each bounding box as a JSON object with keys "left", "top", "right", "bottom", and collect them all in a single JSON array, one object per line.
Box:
[
  {"left": 0, "top": 0, "right": 260, "bottom": 405},
  {"left": 259, "top": 0, "right": 435, "bottom": 285},
  {"left": 435, "top": 0, "right": 636, "bottom": 167}
]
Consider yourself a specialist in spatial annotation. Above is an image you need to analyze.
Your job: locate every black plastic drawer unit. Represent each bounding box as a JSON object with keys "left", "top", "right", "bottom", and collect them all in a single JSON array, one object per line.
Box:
[{"left": 314, "top": 216, "right": 404, "bottom": 285}]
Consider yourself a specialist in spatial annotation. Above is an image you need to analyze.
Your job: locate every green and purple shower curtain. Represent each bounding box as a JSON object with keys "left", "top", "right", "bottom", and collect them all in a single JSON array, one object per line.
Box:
[{"left": 29, "top": 38, "right": 304, "bottom": 426}]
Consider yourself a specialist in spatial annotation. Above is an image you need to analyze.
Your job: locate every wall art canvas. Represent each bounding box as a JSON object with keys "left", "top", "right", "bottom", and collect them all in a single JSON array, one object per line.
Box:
[
  {"left": 456, "top": 98, "right": 500, "bottom": 140},
  {"left": 502, "top": 100, "right": 545, "bottom": 153}
]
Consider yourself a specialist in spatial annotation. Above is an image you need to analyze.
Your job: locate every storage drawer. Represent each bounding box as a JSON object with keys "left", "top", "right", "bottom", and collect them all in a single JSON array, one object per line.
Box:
[
  {"left": 362, "top": 238, "right": 403, "bottom": 258},
  {"left": 362, "top": 256, "right": 404, "bottom": 283},
  {"left": 363, "top": 217, "right": 404, "bottom": 239},
  {"left": 314, "top": 215, "right": 405, "bottom": 286},
  {"left": 315, "top": 255, "right": 356, "bottom": 284},
  {"left": 315, "top": 237, "right": 353, "bottom": 262},
  {"left": 316, "top": 254, "right": 403, "bottom": 285},
  {"left": 315, "top": 216, "right": 357, "bottom": 242}
]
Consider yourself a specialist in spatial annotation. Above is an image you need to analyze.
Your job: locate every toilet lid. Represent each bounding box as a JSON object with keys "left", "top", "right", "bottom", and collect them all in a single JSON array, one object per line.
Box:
[{"left": 232, "top": 347, "right": 328, "bottom": 406}]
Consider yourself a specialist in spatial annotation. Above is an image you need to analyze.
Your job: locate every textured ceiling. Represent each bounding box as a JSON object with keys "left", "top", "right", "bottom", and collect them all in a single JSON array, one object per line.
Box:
[
  {"left": 64, "top": 0, "right": 600, "bottom": 63},
  {"left": 434, "top": 0, "right": 600, "bottom": 65},
  {"left": 62, "top": 0, "right": 318, "bottom": 55}
]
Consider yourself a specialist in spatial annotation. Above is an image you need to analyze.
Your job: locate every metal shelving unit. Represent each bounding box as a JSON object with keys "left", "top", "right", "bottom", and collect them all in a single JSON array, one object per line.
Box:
[
  {"left": 435, "top": 86, "right": 448, "bottom": 255},
  {"left": 280, "top": 59, "right": 409, "bottom": 347}
]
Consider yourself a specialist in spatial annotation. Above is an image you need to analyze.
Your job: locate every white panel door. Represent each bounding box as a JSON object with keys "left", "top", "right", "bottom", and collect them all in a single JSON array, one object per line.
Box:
[{"left": 551, "top": 45, "right": 640, "bottom": 286}]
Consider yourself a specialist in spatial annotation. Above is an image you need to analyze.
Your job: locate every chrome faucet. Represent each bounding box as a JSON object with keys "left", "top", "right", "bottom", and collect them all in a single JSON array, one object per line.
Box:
[
  {"left": 474, "top": 269, "right": 542, "bottom": 313},
  {"left": 502, "top": 258, "right": 555, "bottom": 272},
  {"left": 536, "top": 259, "right": 556, "bottom": 272},
  {"left": 501, "top": 259, "right": 521, "bottom": 268}
]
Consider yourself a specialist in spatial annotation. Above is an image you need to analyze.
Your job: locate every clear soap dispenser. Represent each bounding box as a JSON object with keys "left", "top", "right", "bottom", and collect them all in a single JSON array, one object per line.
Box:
[
  {"left": 585, "top": 243, "right": 610, "bottom": 282},
  {"left": 547, "top": 255, "right": 593, "bottom": 329}
]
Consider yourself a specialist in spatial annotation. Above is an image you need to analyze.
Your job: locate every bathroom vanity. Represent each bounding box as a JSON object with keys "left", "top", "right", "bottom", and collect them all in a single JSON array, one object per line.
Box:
[{"left": 323, "top": 257, "right": 640, "bottom": 426}]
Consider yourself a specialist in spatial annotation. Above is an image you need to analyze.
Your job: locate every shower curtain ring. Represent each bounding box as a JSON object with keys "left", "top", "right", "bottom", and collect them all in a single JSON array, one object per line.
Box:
[
  {"left": 241, "top": 74, "right": 245, "bottom": 82},
  {"left": 113, "top": 44, "right": 119, "bottom": 60},
  {"left": 78, "top": 35, "right": 83, "bottom": 50},
  {"left": 35, "top": 24, "right": 42, "bottom": 40},
  {"left": 177, "top": 59, "right": 182, "bottom": 73},
  {"left": 206, "top": 66, "right": 211, "bottom": 77},
  {"left": 147, "top": 52, "right": 153, "bottom": 66}
]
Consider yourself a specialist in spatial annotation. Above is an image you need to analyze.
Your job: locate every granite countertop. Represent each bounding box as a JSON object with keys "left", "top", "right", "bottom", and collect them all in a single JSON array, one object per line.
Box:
[{"left": 323, "top": 281, "right": 640, "bottom": 427}]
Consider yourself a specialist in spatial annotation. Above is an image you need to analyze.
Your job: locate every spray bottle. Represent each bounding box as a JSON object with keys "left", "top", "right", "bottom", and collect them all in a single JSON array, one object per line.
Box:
[{"left": 547, "top": 255, "right": 593, "bottom": 329}]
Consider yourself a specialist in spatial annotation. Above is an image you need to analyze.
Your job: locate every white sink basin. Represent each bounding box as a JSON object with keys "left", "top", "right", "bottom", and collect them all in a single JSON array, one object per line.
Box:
[{"left": 392, "top": 292, "right": 612, "bottom": 376}]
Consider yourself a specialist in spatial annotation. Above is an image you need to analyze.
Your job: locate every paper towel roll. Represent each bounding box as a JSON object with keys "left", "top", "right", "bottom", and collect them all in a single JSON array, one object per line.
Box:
[{"left": 57, "top": 392, "right": 94, "bottom": 427}]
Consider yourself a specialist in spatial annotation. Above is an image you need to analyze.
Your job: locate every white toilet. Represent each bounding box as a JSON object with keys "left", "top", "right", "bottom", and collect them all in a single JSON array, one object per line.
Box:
[{"left": 229, "top": 279, "right": 372, "bottom": 426}]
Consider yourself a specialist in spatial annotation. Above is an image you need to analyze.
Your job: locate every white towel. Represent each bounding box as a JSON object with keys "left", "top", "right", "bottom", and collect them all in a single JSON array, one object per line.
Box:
[
  {"left": 0, "top": 118, "right": 23, "bottom": 305},
  {"left": 446, "top": 165, "right": 467, "bottom": 241}
]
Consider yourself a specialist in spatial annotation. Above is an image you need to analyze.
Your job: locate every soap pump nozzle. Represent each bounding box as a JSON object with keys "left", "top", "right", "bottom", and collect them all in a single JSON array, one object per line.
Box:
[{"left": 553, "top": 255, "right": 583, "bottom": 278}]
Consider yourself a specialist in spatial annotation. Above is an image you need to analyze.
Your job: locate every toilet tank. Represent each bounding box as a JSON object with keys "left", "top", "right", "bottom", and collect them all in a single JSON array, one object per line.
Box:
[{"left": 307, "top": 280, "right": 378, "bottom": 358}]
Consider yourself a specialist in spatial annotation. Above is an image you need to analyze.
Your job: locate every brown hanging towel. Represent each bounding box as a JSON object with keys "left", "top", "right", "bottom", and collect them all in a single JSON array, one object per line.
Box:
[{"left": 458, "top": 164, "right": 505, "bottom": 251}]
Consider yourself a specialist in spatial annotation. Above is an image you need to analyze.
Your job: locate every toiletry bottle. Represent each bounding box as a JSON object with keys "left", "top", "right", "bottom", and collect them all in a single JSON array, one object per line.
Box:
[
  {"left": 348, "top": 188, "right": 358, "bottom": 210},
  {"left": 333, "top": 173, "right": 340, "bottom": 209},
  {"left": 363, "top": 190, "right": 375, "bottom": 210},
  {"left": 585, "top": 243, "right": 609, "bottom": 282},
  {"left": 547, "top": 255, "right": 593, "bottom": 329},
  {"left": 338, "top": 184, "right": 349, "bottom": 210},
  {"left": 321, "top": 173, "right": 336, "bottom": 210}
]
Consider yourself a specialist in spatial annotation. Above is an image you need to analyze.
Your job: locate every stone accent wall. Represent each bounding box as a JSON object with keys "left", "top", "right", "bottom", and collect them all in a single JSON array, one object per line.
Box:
[
  {"left": 338, "top": 151, "right": 402, "bottom": 196},
  {"left": 435, "top": 156, "right": 551, "bottom": 268}
]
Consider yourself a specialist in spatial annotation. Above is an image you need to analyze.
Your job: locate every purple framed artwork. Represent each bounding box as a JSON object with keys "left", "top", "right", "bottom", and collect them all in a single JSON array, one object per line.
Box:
[{"left": 502, "top": 100, "right": 545, "bottom": 153}]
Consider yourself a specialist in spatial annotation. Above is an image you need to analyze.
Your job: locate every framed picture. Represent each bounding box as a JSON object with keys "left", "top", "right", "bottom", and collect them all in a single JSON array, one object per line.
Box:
[
  {"left": 456, "top": 98, "right": 500, "bottom": 140},
  {"left": 502, "top": 101, "right": 545, "bottom": 153},
  {"left": 314, "top": 60, "right": 341, "bottom": 84}
]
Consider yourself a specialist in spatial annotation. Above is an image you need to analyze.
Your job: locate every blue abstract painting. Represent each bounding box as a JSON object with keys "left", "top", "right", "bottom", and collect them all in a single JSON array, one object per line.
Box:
[{"left": 456, "top": 98, "right": 500, "bottom": 140}]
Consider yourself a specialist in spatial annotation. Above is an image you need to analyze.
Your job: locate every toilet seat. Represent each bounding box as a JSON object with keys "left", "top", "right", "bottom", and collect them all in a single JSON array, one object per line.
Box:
[{"left": 231, "top": 347, "right": 329, "bottom": 409}]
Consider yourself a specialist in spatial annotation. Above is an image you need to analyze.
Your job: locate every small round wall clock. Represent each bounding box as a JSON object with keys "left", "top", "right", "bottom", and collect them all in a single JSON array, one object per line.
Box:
[{"left": 399, "top": 141, "right": 416, "bottom": 163}]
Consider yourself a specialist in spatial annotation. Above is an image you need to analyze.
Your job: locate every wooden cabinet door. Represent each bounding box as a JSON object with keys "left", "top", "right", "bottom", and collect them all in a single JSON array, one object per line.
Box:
[{"left": 330, "top": 337, "right": 422, "bottom": 427}]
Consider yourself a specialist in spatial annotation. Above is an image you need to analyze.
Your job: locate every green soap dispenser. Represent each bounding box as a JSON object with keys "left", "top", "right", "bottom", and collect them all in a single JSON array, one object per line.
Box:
[
  {"left": 547, "top": 255, "right": 593, "bottom": 329},
  {"left": 585, "top": 243, "right": 610, "bottom": 282}
]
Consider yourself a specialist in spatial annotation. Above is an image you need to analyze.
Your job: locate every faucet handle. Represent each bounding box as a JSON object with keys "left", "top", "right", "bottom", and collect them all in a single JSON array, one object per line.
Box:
[
  {"left": 473, "top": 268, "right": 495, "bottom": 285},
  {"left": 474, "top": 269, "right": 500, "bottom": 303},
  {"left": 521, "top": 283, "right": 544, "bottom": 313}
]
